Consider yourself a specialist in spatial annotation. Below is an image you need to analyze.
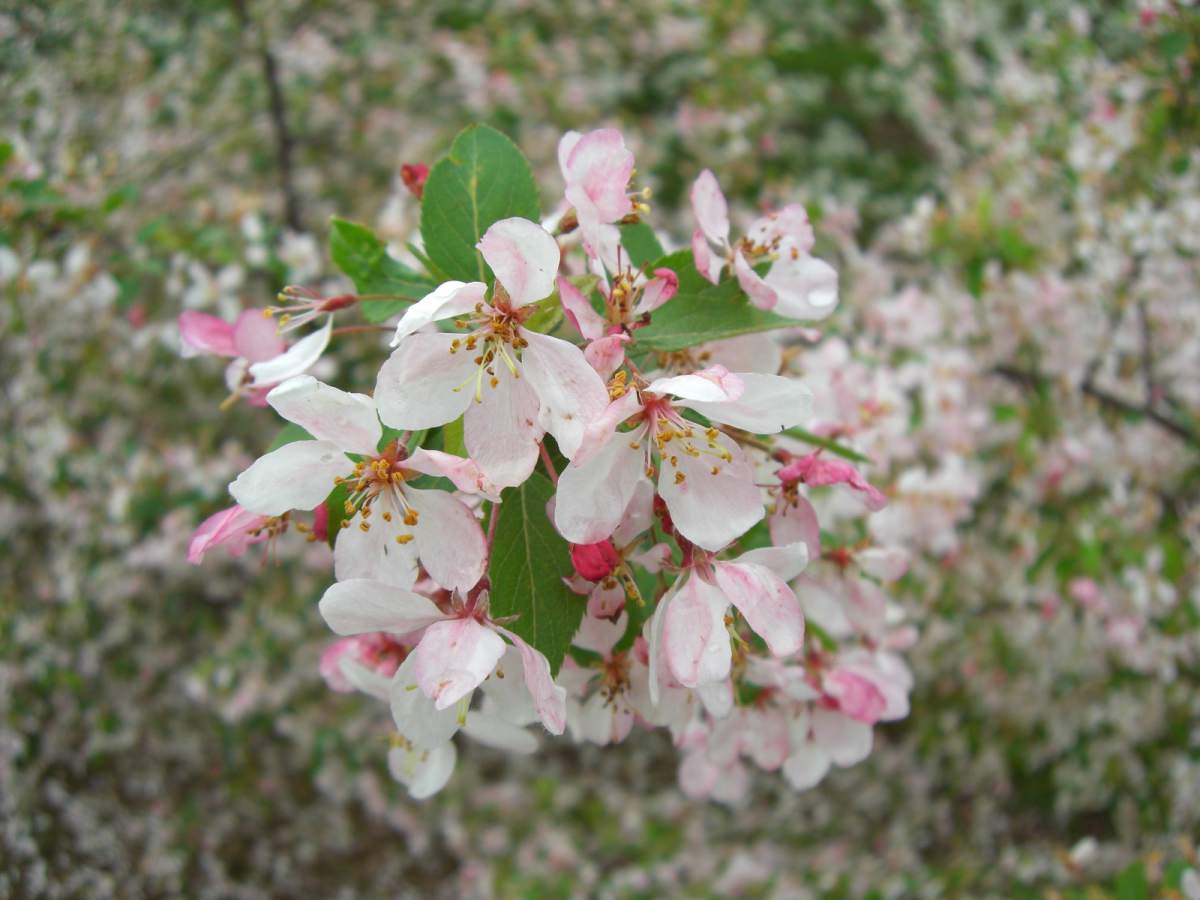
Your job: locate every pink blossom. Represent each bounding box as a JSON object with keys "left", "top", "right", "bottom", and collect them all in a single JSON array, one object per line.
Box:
[
  {"left": 777, "top": 451, "right": 888, "bottom": 511},
  {"left": 375, "top": 217, "right": 609, "bottom": 487},
  {"left": 558, "top": 129, "right": 635, "bottom": 262},
  {"left": 187, "top": 504, "right": 269, "bottom": 563}
]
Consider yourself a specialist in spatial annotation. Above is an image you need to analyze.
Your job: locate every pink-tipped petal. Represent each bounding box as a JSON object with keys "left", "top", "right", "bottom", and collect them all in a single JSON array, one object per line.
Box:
[
  {"left": 557, "top": 276, "right": 606, "bottom": 341},
  {"left": 647, "top": 365, "right": 744, "bottom": 403},
  {"left": 690, "top": 169, "right": 730, "bottom": 247},
  {"left": 734, "top": 250, "right": 779, "bottom": 311},
  {"left": 187, "top": 504, "right": 268, "bottom": 563},
  {"left": 712, "top": 562, "right": 805, "bottom": 657},
  {"left": 179, "top": 311, "right": 237, "bottom": 357},
  {"left": 583, "top": 333, "right": 630, "bottom": 380},
  {"left": 662, "top": 575, "right": 731, "bottom": 689},
  {"left": 232, "top": 309, "right": 287, "bottom": 362},
  {"left": 497, "top": 628, "right": 568, "bottom": 735},
  {"left": 478, "top": 218, "right": 560, "bottom": 307},
  {"left": 410, "top": 618, "right": 506, "bottom": 710}
]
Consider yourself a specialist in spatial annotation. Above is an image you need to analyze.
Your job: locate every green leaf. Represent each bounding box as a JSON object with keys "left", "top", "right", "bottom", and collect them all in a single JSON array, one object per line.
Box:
[
  {"left": 1114, "top": 861, "right": 1148, "bottom": 900},
  {"left": 329, "top": 218, "right": 434, "bottom": 322},
  {"left": 420, "top": 124, "right": 540, "bottom": 283},
  {"left": 487, "top": 472, "right": 583, "bottom": 675},
  {"left": 781, "top": 427, "right": 870, "bottom": 463},
  {"left": 441, "top": 416, "right": 466, "bottom": 458},
  {"left": 268, "top": 423, "right": 313, "bottom": 452},
  {"left": 634, "top": 251, "right": 797, "bottom": 352},
  {"left": 324, "top": 482, "right": 351, "bottom": 548},
  {"left": 619, "top": 222, "right": 664, "bottom": 269}
]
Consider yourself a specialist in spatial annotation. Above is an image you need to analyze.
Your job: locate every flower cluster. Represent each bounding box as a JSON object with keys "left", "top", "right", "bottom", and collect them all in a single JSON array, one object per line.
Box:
[{"left": 183, "top": 126, "right": 912, "bottom": 800}]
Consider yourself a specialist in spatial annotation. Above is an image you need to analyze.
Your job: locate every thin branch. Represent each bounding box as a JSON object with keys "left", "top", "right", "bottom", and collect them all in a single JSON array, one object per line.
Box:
[
  {"left": 991, "top": 364, "right": 1197, "bottom": 445},
  {"left": 231, "top": 0, "right": 303, "bottom": 231}
]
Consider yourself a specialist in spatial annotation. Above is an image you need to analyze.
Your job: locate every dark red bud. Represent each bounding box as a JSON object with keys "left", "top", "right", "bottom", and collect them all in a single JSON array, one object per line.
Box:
[
  {"left": 401, "top": 163, "right": 429, "bottom": 200},
  {"left": 570, "top": 540, "right": 621, "bottom": 581}
]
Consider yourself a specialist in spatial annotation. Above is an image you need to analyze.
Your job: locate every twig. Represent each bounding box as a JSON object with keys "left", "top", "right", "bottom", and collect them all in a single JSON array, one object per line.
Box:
[
  {"left": 991, "top": 364, "right": 1196, "bottom": 445},
  {"left": 231, "top": 0, "right": 303, "bottom": 231},
  {"left": 538, "top": 442, "right": 559, "bottom": 484},
  {"left": 331, "top": 324, "right": 392, "bottom": 336}
]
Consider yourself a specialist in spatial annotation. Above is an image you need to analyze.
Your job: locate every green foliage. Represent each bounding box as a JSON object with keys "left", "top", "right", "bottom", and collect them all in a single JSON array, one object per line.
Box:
[
  {"left": 328, "top": 218, "right": 434, "bottom": 322},
  {"left": 267, "top": 423, "right": 314, "bottom": 451},
  {"left": 419, "top": 124, "right": 540, "bottom": 283},
  {"left": 487, "top": 472, "right": 583, "bottom": 675},
  {"left": 619, "top": 221, "right": 664, "bottom": 269},
  {"left": 634, "top": 251, "right": 797, "bottom": 351}
]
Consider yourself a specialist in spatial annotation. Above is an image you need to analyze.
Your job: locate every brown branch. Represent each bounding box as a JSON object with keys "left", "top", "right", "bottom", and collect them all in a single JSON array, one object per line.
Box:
[
  {"left": 231, "top": 0, "right": 303, "bottom": 231},
  {"left": 991, "top": 364, "right": 1197, "bottom": 445}
]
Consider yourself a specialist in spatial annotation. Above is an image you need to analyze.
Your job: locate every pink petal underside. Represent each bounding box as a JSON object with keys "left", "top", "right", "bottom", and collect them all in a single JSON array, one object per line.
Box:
[
  {"left": 712, "top": 562, "right": 804, "bottom": 657},
  {"left": 692, "top": 229, "right": 722, "bottom": 285},
  {"left": 634, "top": 268, "right": 679, "bottom": 315},
  {"left": 768, "top": 496, "right": 822, "bottom": 565},
  {"left": 662, "top": 575, "right": 731, "bottom": 689},
  {"left": 233, "top": 308, "right": 286, "bottom": 361},
  {"left": 403, "top": 448, "right": 498, "bottom": 499},
  {"left": 410, "top": 618, "right": 506, "bottom": 710},
  {"left": 179, "top": 311, "right": 237, "bottom": 357},
  {"left": 564, "top": 128, "right": 635, "bottom": 224},
  {"left": 583, "top": 333, "right": 629, "bottom": 380},
  {"left": 477, "top": 217, "right": 560, "bottom": 307},
  {"left": 557, "top": 275, "right": 606, "bottom": 341},
  {"left": 496, "top": 627, "right": 568, "bottom": 735},
  {"left": 734, "top": 250, "right": 778, "bottom": 311},
  {"left": 690, "top": 169, "right": 730, "bottom": 247},
  {"left": 187, "top": 504, "right": 267, "bottom": 564}
]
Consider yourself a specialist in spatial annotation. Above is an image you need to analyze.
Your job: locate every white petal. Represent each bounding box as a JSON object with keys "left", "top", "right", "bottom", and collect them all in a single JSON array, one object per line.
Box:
[
  {"left": 375, "top": 332, "right": 477, "bottom": 430},
  {"left": 462, "top": 711, "right": 539, "bottom": 754},
  {"left": 410, "top": 618, "right": 505, "bottom": 710},
  {"left": 657, "top": 432, "right": 763, "bottom": 551},
  {"left": 318, "top": 578, "right": 445, "bottom": 635},
  {"left": 812, "top": 707, "right": 873, "bottom": 766},
  {"left": 389, "top": 655, "right": 462, "bottom": 749},
  {"left": 733, "top": 541, "right": 810, "bottom": 582},
  {"left": 497, "top": 628, "right": 568, "bottom": 735},
  {"left": 391, "top": 280, "right": 487, "bottom": 345},
  {"left": 406, "top": 487, "right": 487, "bottom": 593},
  {"left": 782, "top": 742, "right": 831, "bottom": 790},
  {"left": 463, "top": 362, "right": 541, "bottom": 488},
  {"left": 478, "top": 217, "right": 559, "bottom": 307},
  {"left": 519, "top": 330, "right": 609, "bottom": 458},
  {"left": 647, "top": 365, "right": 744, "bottom": 403},
  {"left": 333, "top": 493, "right": 420, "bottom": 587},
  {"left": 266, "top": 375, "right": 381, "bottom": 455},
  {"left": 554, "top": 431, "right": 645, "bottom": 544},
  {"left": 765, "top": 252, "right": 839, "bottom": 320},
  {"left": 683, "top": 372, "right": 812, "bottom": 435},
  {"left": 388, "top": 741, "right": 457, "bottom": 800},
  {"left": 247, "top": 318, "right": 331, "bottom": 385},
  {"left": 229, "top": 439, "right": 347, "bottom": 516}
]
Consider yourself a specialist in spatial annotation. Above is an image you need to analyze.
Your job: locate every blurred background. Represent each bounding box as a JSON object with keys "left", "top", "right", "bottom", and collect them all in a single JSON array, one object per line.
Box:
[{"left": 2, "top": 1, "right": 1198, "bottom": 897}]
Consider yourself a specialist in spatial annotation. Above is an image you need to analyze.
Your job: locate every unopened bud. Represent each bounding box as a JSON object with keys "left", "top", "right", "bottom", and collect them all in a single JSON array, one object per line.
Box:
[{"left": 570, "top": 540, "right": 621, "bottom": 581}]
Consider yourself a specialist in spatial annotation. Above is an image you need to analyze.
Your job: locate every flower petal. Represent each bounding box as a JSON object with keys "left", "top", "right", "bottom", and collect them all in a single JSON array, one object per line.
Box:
[
  {"left": 496, "top": 627, "right": 567, "bottom": 735},
  {"left": 662, "top": 575, "right": 731, "bottom": 689},
  {"left": 768, "top": 494, "right": 822, "bottom": 563},
  {"left": 228, "top": 439, "right": 347, "bottom": 516},
  {"left": 478, "top": 218, "right": 559, "bottom": 307},
  {"left": 764, "top": 251, "right": 839, "bottom": 320},
  {"left": 403, "top": 448, "right": 498, "bottom": 498},
  {"left": 682, "top": 372, "right": 812, "bottom": 435},
  {"left": 179, "top": 311, "right": 237, "bottom": 357},
  {"left": 319, "top": 578, "right": 446, "bottom": 635},
  {"left": 266, "top": 375, "right": 381, "bottom": 455},
  {"left": 633, "top": 268, "right": 679, "bottom": 315},
  {"left": 375, "top": 331, "right": 477, "bottom": 430},
  {"left": 187, "top": 504, "right": 268, "bottom": 563},
  {"left": 461, "top": 711, "right": 538, "bottom": 754},
  {"left": 389, "top": 654, "right": 462, "bottom": 749},
  {"left": 463, "top": 361, "right": 542, "bottom": 487},
  {"left": 647, "top": 365, "right": 744, "bottom": 403},
  {"left": 247, "top": 318, "right": 332, "bottom": 385},
  {"left": 562, "top": 128, "right": 635, "bottom": 225},
  {"left": 410, "top": 618, "right": 506, "bottom": 710},
  {"left": 333, "top": 492, "right": 420, "bottom": 588},
  {"left": 554, "top": 428, "right": 645, "bottom": 544},
  {"left": 558, "top": 276, "right": 605, "bottom": 341},
  {"left": 811, "top": 707, "right": 873, "bottom": 766},
  {"left": 712, "top": 562, "right": 805, "bottom": 657},
  {"left": 391, "top": 280, "right": 487, "bottom": 345},
  {"left": 690, "top": 169, "right": 730, "bottom": 247},
  {"left": 388, "top": 741, "right": 457, "bottom": 800},
  {"left": 734, "top": 250, "right": 778, "bottom": 311},
  {"left": 519, "top": 330, "right": 609, "bottom": 459},
  {"left": 232, "top": 309, "right": 286, "bottom": 362},
  {"left": 406, "top": 486, "right": 487, "bottom": 593},
  {"left": 692, "top": 229, "right": 722, "bottom": 285},
  {"left": 657, "top": 433, "right": 763, "bottom": 551},
  {"left": 733, "top": 541, "right": 810, "bottom": 583},
  {"left": 583, "top": 333, "right": 630, "bottom": 380}
]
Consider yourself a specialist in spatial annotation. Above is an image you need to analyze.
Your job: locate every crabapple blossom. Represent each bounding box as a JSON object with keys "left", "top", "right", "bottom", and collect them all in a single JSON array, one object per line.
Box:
[{"left": 375, "top": 217, "right": 608, "bottom": 486}]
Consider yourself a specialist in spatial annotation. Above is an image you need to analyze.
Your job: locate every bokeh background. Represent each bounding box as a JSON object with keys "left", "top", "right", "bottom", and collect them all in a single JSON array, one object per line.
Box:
[{"left": 2, "top": 1, "right": 1199, "bottom": 897}]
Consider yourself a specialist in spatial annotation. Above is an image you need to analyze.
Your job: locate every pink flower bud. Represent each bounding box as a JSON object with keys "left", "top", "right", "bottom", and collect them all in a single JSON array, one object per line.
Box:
[
  {"left": 570, "top": 540, "right": 621, "bottom": 581},
  {"left": 401, "top": 163, "right": 429, "bottom": 199}
]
